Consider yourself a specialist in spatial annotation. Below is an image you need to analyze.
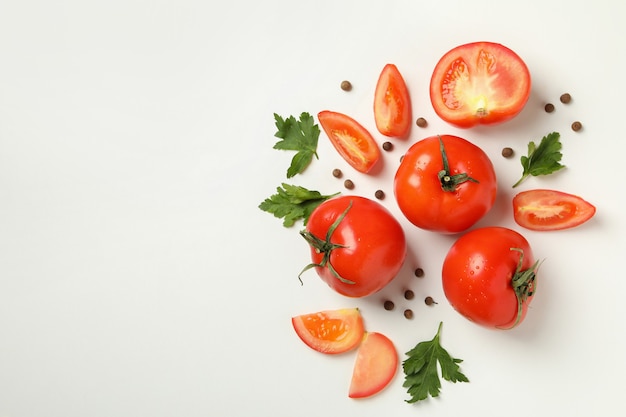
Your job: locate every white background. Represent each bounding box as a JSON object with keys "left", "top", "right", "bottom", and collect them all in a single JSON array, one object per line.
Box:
[{"left": 1, "top": 1, "right": 624, "bottom": 416}]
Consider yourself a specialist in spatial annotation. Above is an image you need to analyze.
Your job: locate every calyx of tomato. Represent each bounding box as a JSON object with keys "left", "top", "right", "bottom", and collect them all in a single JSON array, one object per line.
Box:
[
  {"left": 298, "top": 202, "right": 355, "bottom": 285},
  {"left": 437, "top": 136, "right": 479, "bottom": 192},
  {"left": 504, "top": 247, "right": 540, "bottom": 329}
]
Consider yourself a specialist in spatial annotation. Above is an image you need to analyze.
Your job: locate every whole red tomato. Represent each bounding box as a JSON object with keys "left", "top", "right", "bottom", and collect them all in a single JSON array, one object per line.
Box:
[
  {"left": 394, "top": 134, "right": 496, "bottom": 233},
  {"left": 300, "top": 196, "right": 406, "bottom": 297},
  {"left": 430, "top": 42, "right": 531, "bottom": 128},
  {"left": 442, "top": 227, "right": 539, "bottom": 329}
]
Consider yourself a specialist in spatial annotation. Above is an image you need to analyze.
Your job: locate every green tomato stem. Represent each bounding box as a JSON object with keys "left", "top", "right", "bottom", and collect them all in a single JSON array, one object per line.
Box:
[
  {"left": 499, "top": 248, "right": 540, "bottom": 329},
  {"left": 298, "top": 201, "right": 355, "bottom": 285},
  {"left": 437, "top": 136, "right": 479, "bottom": 192}
]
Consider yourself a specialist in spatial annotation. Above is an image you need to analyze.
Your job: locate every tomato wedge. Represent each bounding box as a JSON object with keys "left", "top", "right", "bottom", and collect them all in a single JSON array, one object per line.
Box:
[
  {"left": 349, "top": 332, "right": 397, "bottom": 398},
  {"left": 513, "top": 189, "right": 596, "bottom": 231},
  {"left": 291, "top": 308, "right": 365, "bottom": 354},
  {"left": 374, "top": 64, "right": 412, "bottom": 138},
  {"left": 318, "top": 111, "right": 381, "bottom": 173},
  {"left": 430, "top": 42, "right": 531, "bottom": 128}
]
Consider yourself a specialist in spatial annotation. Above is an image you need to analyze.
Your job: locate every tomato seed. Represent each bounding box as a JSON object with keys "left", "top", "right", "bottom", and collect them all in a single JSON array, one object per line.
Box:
[
  {"left": 425, "top": 296, "right": 437, "bottom": 306},
  {"left": 383, "top": 300, "right": 395, "bottom": 311},
  {"left": 375, "top": 190, "right": 385, "bottom": 200},
  {"left": 571, "top": 121, "right": 583, "bottom": 132},
  {"left": 332, "top": 168, "right": 343, "bottom": 178},
  {"left": 382, "top": 141, "right": 393, "bottom": 151},
  {"left": 414, "top": 268, "right": 424, "bottom": 278},
  {"left": 501, "top": 147, "right": 514, "bottom": 158},
  {"left": 560, "top": 93, "right": 572, "bottom": 104},
  {"left": 544, "top": 103, "right": 555, "bottom": 113},
  {"left": 416, "top": 117, "right": 428, "bottom": 128},
  {"left": 404, "top": 309, "right": 414, "bottom": 319},
  {"left": 404, "top": 289, "right": 414, "bottom": 300},
  {"left": 340, "top": 80, "right": 352, "bottom": 91},
  {"left": 343, "top": 179, "right": 355, "bottom": 189}
]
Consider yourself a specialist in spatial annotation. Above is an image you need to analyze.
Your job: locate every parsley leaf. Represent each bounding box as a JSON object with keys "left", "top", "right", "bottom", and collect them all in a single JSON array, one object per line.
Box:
[
  {"left": 403, "top": 322, "right": 469, "bottom": 403},
  {"left": 273, "top": 112, "right": 320, "bottom": 178},
  {"left": 513, "top": 131, "right": 565, "bottom": 188},
  {"left": 259, "top": 183, "right": 339, "bottom": 227}
]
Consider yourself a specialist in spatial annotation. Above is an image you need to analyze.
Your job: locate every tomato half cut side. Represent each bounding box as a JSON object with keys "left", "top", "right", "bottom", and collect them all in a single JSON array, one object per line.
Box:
[
  {"left": 513, "top": 189, "right": 596, "bottom": 231},
  {"left": 318, "top": 111, "right": 381, "bottom": 173},
  {"left": 430, "top": 42, "right": 531, "bottom": 128},
  {"left": 374, "top": 63, "right": 412, "bottom": 138},
  {"left": 291, "top": 308, "right": 365, "bottom": 354}
]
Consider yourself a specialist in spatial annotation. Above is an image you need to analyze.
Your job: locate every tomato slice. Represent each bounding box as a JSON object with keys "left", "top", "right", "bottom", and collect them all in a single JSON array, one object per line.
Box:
[
  {"left": 348, "top": 332, "right": 397, "bottom": 398},
  {"left": 513, "top": 189, "right": 596, "bottom": 231},
  {"left": 291, "top": 308, "right": 365, "bottom": 354},
  {"left": 374, "top": 64, "right": 412, "bottom": 138},
  {"left": 318, "top": 111, "right": 381, "bottom": 173},
  {"left": 430, "top": 42, "right": 531, "bottom": 128}
]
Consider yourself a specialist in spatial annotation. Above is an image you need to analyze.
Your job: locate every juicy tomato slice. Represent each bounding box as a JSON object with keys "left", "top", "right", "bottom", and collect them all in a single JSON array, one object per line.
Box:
[
  {"left": 374, "top": 63, "right": 412, "bottom": 138},
  {"left": 513, "top": 189, "right": 596, "bottom": 231},
  {"left": 430, "top": 42, "right": 531, "bottom": 128},
  {"left": 291, "top": 308, "right": 365, "bottom": 354},
  {"left": 318, "top": 111, "right": 381, "bottom": 173},
  {"left": 348, "top": 332, "right": 397, "bottom": 398}
]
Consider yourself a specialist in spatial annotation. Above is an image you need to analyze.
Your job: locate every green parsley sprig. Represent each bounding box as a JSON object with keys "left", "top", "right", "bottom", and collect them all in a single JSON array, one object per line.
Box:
[
  {"left": 258, "top": 183, "right": 339, "bottom": 227},
  {"left": 403, "top": 322, "right": 469, "bottom": 403},
  {"left": 273, "top": 112, "right": 320, "bottom": 178},
  {"left": 513, "top": 131, "right": 565, "bottom": 188}
]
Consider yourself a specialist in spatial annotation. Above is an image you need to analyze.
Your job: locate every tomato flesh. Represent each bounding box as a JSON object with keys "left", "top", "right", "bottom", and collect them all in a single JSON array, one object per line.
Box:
[
  {"left": 374, "top": 64, "right": 412, "bottom": 138},
  {"left": 442, "top": 227, "right": 536, "bottom": 329},
  {"left": 318, "top": 111, "right": 381, "bottom": 173},
  {"left": 513, "top": 189, "right": 596, "bottom": 231},
  {"left": 303, "top": 195, "right": 406, "bottom": 297},
  {"left": 430, "top": 42, "right": 531, "bottom": 128},
  {"left": 292, "top": 308, "right": 365, "bottom": 354},
  {"left": 349, "top": 332, "right": 397, "bottom": 398}
]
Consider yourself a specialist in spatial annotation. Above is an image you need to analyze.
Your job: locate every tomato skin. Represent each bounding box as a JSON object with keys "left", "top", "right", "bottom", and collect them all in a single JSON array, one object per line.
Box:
[
  {"left": 292, "top": 308, "right": 365, "bottom": 354},
  {"left": 303, "top": 196, "right": 406, "bottom": 297},
  {"left": 318, "top": 111, "right": 381, "bottom": 173},
  {"left": 442, "top": 227, "right": 536, "bottom": 329},
  {"left": 374, "top": 64, "right": 412, "bottom": 138},
  {"left": 513, "top": 189, "right": 596, "bottom": 231},
  {"left": 430, "top": 42, "right": 531, "bottom": 128},
  {"left": 393, "top": 135, "right": 497, "bottom": 233}
]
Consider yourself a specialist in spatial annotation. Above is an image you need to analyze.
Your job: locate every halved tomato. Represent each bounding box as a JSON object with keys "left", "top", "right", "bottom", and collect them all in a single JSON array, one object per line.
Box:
[
  {"left": 318, "top": 111, "right": 381, "bottom": 173},
  {"left": 374, "top": 64, "right": 412, "bottom": 138},
  {"left": 349, "top": 332, "right": 398, "bottom": 398},
  {"left": 430, "top": 42, "right": 531, "bottom": 128},
  {"left": 513, "top": 189, "right": 596, "bottom": 231},
  {"left": 291, "top": 308, "right": 365, "bottom": 354}
]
